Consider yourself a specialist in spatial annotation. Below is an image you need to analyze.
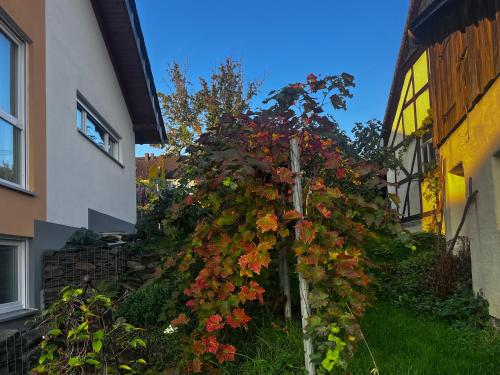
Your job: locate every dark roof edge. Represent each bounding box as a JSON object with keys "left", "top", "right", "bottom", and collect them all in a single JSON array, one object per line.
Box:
[
  {"left": 411, "top": 0, "right": 456, "bottom": 33},
  {"left": 125, "top": 0, "right": 166, "bottom": 145},
  {"left": 382, "top": 0, "right": 424, "bottom": 143}
]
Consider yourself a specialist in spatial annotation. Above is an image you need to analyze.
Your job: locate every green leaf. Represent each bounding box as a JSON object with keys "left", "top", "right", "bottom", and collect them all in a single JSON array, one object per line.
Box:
[
  {"left": 86, "top": 358, "right": 101, "bottom": 367},
  {"left": 93, "top": 329, "right": 104, "bottom": 340},
  {"left": 47, "top": 328, "right": 62, "bottom": 337},
  {"left": 119, "top": 364, "right": 133, "bottom": 371},
  {"left": 92, "top": 339, "right": 102, "bottom": 353},
  {"left": 136, "top": 358, "right": 147, "bottom": 365},
  {"left": 130, "top": 338, "right": 146, "bottom": 349},
  {"left": 68, "top": 356, "right": 84, "bottom": 367}
]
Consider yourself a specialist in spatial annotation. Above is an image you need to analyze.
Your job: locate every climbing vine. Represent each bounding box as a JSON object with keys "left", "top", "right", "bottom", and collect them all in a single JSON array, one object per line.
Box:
[{"left": 169, "top": 74, "right": 405, "bottom": 373}]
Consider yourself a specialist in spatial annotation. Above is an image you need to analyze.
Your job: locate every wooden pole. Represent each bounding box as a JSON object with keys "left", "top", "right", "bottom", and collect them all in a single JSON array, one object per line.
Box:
[
  {"left": 279, "top": 247, "right": 292, "bottom": 319},
  {"left": 290, "top": 136, "right": 315, "bottom": 375}
]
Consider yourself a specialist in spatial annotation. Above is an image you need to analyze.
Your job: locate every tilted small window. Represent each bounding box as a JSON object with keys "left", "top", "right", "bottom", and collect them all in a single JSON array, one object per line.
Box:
[{"left": 76, "top": 100, "right": 120, "bottom": 161}]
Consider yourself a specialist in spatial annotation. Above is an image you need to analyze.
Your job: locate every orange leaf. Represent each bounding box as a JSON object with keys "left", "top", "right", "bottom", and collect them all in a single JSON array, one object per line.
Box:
[
  {"left": 315, "top": 203, "right": 331, "bottom": 218},
  {"left": 205, "top": 314, "right": 224, "bottom": 332},
  {"left": 239, "top": 281, "right": 265, "bottom": 304},
  {"left": 283, "top": 209, "right": 302, "bottom": 221},
  {"left": 193, "top": 340, "right": 206, "bottom": 356},
  {"left": 202, "top": 335, "right": 219, "bottom": 353},
  {"left": 171, "top": 313, "right": 189, "bottom": 327},
  {"left": 295, "top": 220, "right": 317, "bottom": 244},
  {"left": 256, "top": 213, "right": 278, "bottom": 233},
  {"left": 192, "top": 358, "right": 202, "bottom": 373},
  {"left": 276, "top": 167, "right": 294, "bottom": 184},
  {"left": 216, "top": 344, "right": 236, "bottom": 364}
]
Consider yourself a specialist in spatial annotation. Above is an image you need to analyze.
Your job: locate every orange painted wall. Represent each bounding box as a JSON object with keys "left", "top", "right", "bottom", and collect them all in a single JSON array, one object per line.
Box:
[{"left": 0, "top": 0, "right": 46, "bottom": 238}]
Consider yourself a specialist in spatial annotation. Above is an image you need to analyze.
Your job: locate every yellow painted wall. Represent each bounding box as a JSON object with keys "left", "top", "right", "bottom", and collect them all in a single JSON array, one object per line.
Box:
[{"left": 438, "top": 77, "right": 500, "bottom": 318}]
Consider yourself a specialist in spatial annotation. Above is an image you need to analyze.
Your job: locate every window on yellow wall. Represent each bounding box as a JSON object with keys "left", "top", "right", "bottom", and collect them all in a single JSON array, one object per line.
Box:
[{"left": 447, "top": 163, "right": 466, "bottom": 237}]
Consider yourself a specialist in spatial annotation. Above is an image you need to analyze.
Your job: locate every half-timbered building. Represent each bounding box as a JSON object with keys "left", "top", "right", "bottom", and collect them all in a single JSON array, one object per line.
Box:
[{"left": 385, "top": 0, "right": 500, "bottom": 318}]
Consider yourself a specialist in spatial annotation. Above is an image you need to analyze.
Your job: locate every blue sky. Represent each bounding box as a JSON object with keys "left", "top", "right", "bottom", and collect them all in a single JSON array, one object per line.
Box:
[{"left": 135, "top": 0, "right": 409, "bottom": 156}]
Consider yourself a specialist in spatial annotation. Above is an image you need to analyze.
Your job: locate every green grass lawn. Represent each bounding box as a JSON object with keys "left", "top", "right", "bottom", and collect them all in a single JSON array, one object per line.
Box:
[{"left": 221, "top": 303, "right": 500, "bottom": 375}]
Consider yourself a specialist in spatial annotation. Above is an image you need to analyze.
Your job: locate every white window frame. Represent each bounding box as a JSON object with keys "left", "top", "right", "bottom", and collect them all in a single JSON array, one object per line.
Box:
[
  {"left": 0, "top": 20, "right": 27, "bottom": 189},
  {"left": 0, "top": 239, "right": 28, "bottom": 315},
  {"left": 76, "top": 99, "right": 121, "bottom": 161},
  {"left": 421, "top": 140, "right": 436, "bottom": 167}
]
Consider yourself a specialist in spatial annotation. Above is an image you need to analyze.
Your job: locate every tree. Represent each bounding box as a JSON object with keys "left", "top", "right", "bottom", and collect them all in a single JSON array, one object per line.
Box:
[
  {"left": 169, "top": 73, "right": 405, "bottom": 373},
  {"left": 158, "top": 58, "right": 260, "bottom": 155}
]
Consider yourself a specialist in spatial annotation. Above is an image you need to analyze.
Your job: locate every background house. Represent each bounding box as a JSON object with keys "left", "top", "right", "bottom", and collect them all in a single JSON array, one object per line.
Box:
[
  {"left": 385, "top": 0, "right": 500, "bottom": 318},
  {"left": 0, "top": 0, "right": 165, "bottom": 328}
]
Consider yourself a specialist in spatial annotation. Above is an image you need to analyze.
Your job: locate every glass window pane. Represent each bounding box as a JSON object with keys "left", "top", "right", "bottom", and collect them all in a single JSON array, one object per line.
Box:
[
  {"left": 0, "top": 245, "right": 18, "bottom": 304},
  {"left": 86, "top": 115, "right": 105, "bottom": 149},
  {"left": 0, "top": 30, "right": 16, "bottom": 116},
  {"left": 109, "top": 138, "right": 118, "bottom": 158},
  {"left": 0, "top": 117, "right": 20, "bottom": 183},
  {"left": 76, "top": 107, "right": 84, "bottom": 130}
]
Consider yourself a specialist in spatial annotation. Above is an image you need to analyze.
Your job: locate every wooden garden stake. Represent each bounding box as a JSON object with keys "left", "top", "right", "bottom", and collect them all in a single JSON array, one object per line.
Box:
[
  {"left": 290, "top": 135, "right": 316, "bottom": 375},
  {"left": 279, "top": 247, "right": 292, "bottom": 319}
]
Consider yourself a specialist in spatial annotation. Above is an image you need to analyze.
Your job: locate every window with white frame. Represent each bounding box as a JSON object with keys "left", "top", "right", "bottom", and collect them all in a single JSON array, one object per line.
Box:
[
  {"left": 76, "top": 100, "right": 120, "bottom": 160},
  {"left": 0, "top": 23, "right": 26, "bottom": 187},
  {"left": 0, "top": 239, "right": 27, "bottom": 314}
]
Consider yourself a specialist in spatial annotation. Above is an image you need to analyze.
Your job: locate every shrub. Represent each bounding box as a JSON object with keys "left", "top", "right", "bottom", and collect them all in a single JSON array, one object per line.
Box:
[
  {"left": 117, "top": 280, "right": 174, "bottom": 327},
  {"left": 33, "top": 286, "right": 148, "bottom": 374},
  {"left": 375, "top": 232, "right": 489, "bottom": 328}
]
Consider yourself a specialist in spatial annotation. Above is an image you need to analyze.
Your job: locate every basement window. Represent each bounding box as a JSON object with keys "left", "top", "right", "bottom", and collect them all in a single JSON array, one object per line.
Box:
[
  {"left": 76, "top": 99, "right": 120, "bottom": 161},
  {"left": 0, "top": 239, "right": 27, "bottom": 314}
]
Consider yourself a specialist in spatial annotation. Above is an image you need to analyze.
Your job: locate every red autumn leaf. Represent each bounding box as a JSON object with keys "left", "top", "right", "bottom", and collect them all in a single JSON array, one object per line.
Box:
[
  {"left": 164, "top": 256, "right": 176, "bottom": 269},
  {"left": 192, "top": 358, "right": 202, "bottom": 373},
  {"left": 307, "top": 73, "right": 317, "bottom": 82},
  {"left": 283, "top": 209, "right": 302, "bottom": 221},
  {"left": 256, "top": 184, "right": 279, "bottom": 201},
  {"left": 216, "top": 344, "right": 236, "bottom": 364},
  {"left": 226, "top": 314, "right": 240, "bottom": 329},
  {"left": 239, "top": 281, "right": 265, "bottom": 304},
  {"left": 217, "top": 281, "right": 235, "bottom": 301},
  {"left": 202, "top": 335, "right": 219, "bottom": 353},
  {"left": 256, "top": 213, "right": 278, "bottom": 233},
  {"left": 193, "top": 340, "right": 206, "bottom": 356},
  {"left": 232, "top": 308, "right": 251, "bottom": 326},
  {"left": 186, "top": 299, "right": 196, "bottom": 309},
  {"left": 205, "top": 314, "right": 224, "bottom": 332},
  {"left": 295, "top": 220, "right": 317, "bottom": 244},
  {"left": 184, "top": 194, "right": 194, "bottom": 205},
  {"left": 171, "top": 313, "right": 189, "bottom": 327},
  {"left": 336, "top": 168, "right": 346, "bottom": 179},
  {"left": 315, "top": 203, "right": 332, "bottom": 218},
  {"left": 310, "top": 178, "right": 326, "bottom": 191},
  {"left": 276, "top": 167, "right": 294, "bottom": 184}
]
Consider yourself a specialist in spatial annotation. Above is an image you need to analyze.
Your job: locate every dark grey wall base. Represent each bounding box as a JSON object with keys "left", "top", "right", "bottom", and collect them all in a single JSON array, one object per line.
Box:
[
  {"left": 32, "top": 220, "right": 81, "bottom": 310},
  {"left": 88, "top": 209, "right": 135, "bottom": 234}
]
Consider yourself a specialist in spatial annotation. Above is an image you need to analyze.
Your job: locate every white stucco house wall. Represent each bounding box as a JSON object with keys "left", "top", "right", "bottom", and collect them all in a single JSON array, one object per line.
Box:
[{"left": 0, "top": 0, "right": 164, "bottom": 329}]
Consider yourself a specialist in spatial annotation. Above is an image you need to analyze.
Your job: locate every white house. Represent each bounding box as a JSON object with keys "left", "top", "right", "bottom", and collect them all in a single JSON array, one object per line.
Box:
[{"left": 0, "top": 0, "right": 164, "bottom": 328}]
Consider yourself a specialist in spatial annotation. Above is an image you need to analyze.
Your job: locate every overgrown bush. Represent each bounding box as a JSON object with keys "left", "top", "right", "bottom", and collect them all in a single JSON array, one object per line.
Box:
[
  {"left": 117, "top": 280, "right": 175, "bottom": 327},
  {"left": 374, "top": 232, "right": 489, "bottom": 328},
  {"left": 33, "top": 286, "right": 148, "bottom": 374}
]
